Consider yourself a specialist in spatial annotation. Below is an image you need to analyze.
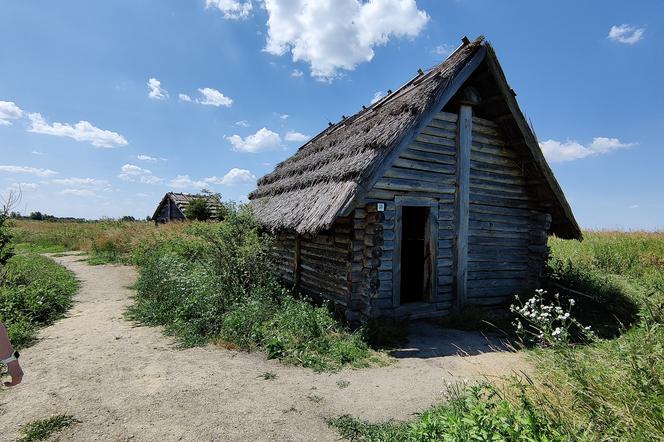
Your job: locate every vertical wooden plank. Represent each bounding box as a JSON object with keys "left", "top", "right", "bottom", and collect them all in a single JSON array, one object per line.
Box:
[
  {"left": 294, "top": 234, "right": 301, "bottom": 291},
  {"left": 392, "top": 205, "right": 403, "bottom": 307},
  {"left": 455, "top": 104, "right": 472, "bottom": 309},
  {"left": 427, "top": 200, "right": 438, "bottom": 302}
]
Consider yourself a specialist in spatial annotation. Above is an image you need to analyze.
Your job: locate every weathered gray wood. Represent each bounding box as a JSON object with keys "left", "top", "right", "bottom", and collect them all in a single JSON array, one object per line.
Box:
[
  {"left": 339, "top": 45, "right": 487, "bottom": 217},
  {"left": 293, "top": 235, "right": 301, "bottom": 290},
  {"left": 392, "top": 157, "right": 456, "bottom": 175},
  {"left": 374, "top": 177, "right": 455, "bottom": 194},
  {"left": 454, "top": 102, "right": 472, "bottom": 310},
  {"left": 406, "top": 141, "right": 456, "bottom": 157},
  {"left": 384, "top": 167, "right": 455, "bottom": 183},
  {"left": 392, "top": 204, "right": 403, "bottom": 307}
]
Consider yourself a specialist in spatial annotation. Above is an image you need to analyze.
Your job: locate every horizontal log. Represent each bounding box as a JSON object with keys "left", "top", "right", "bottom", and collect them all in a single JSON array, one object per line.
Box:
[
  {"left": 472, "top": 115, "right": 499, "bottom": 128},
  {"left": 365, "top": 212, "right": 385, "bottom": 223},
  {"left": 434, "top": 111, "right": 458, "bottom": 123},
  {"left": 467, "top": 269, "right": 529, "bottom": 280},
  {"left": 438, "top": 274, "right": 454, "bottom": 285},
  {"left": 364, "top": 235, "right": 384, "bottom": 246},
  {"left": 469, "top": 186, "right": 533, "bottom": 201},
  {"left": 469, "top": 194, "right": 535, "bottom": 209},
  {"left": 375, "top": 178, "right": 455, "bottom": 195},
  {"left": 405, "top": 142, "right": 456, "bottom": 159},
  {"left": 399, "top": 142, "right": 456, "bottom": 167},
  {"left": 438, "top": 239, "right": 454, "bottom": 249},
  {"left": 469, "top": 211, "right": 531, "bottom": 227},
  {"left": 467, "top": 279, "right": 525, "bottom": 292},
  {"left": 469, "top": 229, "right": 530, "bottom": 240},
  {"left": 469, "top": 220, "right": 530, "bottom": 233},
  {"left": 470, "top": 151, "right": 521, "bottom": 169},
  {"left": 385, "top": 166, "right": 456, "bottom": 183},
  {"left": 393, "top": 157, "right": 456, "bottom": 175},
  {"left": 468, "top": 261, "right": 529, "bottom": 271},
  {"left": 470, "top": 203, "right": 536, "bottom": 218},
  {"left": 419, "top": 125, "right": 456, "bottom": 141},
  {"left": 378, "top": 271, "right": 391, "bottom": 281},
  {"left": 365, "top": 224, "right": 384, "bottom": 235}
]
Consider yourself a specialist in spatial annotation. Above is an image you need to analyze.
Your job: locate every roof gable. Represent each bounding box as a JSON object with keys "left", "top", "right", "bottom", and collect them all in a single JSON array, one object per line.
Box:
[{"left": 250, "top": 37, "right": 581, "bottom": 240}]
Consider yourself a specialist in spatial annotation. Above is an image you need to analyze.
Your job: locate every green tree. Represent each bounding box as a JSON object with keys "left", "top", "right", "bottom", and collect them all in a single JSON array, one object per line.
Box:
[
  {"left": 1, "top": 190, "right": 20, "bottom": 266},
  {"left": 184, "top": 198, "right": 213, "bottom": 221}
]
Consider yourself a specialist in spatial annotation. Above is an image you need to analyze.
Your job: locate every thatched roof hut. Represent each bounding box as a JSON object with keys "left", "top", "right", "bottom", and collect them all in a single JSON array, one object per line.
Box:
[
  {"left": 152, "top": 192, "right": 223, "bottom": 223},
  {"left": 250, "top": 36, "right": 581, "bottom": 322}
]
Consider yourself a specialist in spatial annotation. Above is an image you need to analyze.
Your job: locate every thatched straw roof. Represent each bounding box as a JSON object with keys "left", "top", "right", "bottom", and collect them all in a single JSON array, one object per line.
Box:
[
  {"left": 250, "top": 37, "right": 581, "bottom": 240},
  {"left": 152, "top": 192, "right": 223, "bottom": 220}
]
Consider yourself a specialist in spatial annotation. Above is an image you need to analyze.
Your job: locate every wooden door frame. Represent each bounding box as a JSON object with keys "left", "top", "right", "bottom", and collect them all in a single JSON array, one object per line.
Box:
[{"left": 393, "top": 196, "right": 439, "bottom": 307}]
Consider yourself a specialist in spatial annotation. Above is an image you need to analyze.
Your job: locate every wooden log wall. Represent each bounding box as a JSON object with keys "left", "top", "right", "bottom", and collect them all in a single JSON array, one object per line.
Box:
[
  {"left": 360, "top": 111, "right": 459, "bottom": 317},
  {"left": 466, "top": 115, "right": 550, "bottom": 305},
  {"left": 271, "top": 221, "right": 352, "bottom": 309}
]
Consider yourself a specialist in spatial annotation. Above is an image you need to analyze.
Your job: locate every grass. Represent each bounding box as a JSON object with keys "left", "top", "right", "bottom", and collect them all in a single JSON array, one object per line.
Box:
[
  {"left": 328, "top": 230, "right": 664, "bottom": 441},
  {"left": 329, "top": 383, "right": 566, "bottom": 441},
  {"left": 0, "top": 253, "right": 79, "bottom": 349},
  {"left": 10, "top": 219, "right": 183, "bottom": 265},
  {"left": 17, "top": 414, "right": 80, "bottom": 441}
]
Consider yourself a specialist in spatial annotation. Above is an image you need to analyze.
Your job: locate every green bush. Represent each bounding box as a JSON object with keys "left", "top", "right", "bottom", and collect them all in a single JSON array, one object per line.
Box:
[
  {"left": 184, "top": 198, "right": 213, "bottom": 221},
  {"left": 0, "top": 254, "right": 78, "bottom": 348},
  {"left": 127, "top": 205, "right": 374, "bottom": 370}
]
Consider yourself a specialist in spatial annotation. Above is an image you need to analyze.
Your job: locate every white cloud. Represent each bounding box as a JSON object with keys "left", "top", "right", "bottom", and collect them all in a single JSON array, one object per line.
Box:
[
  {"left": 197, "top": 88, "right": 233, "bottom": 107},
  {"left": 118, "top": 164, "right": 162, "bottom": 184},
  {"left": 217, "top": 168, "right": 256, "bottom": 185},
  {"left": 432, "top": 43, "right": 454, "bottom": 57},
  {"left": 274, "top": 112, "right": 289, "bottom": 120},
  {"left": 9, "top": 182, "right": 38, "bottom": 191},
  {"left": 539, "top": 137, "right": 636, "bottom": 162},
  {"left": 147, "top": 78, "right": 168, "bottom": 100},
  {"left": 52, "top": 177, "right": 109, "bottom": 188},
  {"left": 178, "top": 93, "right": 192, "bottom": 102},
  {"left": 285, "top": 131, "right": 310, "bottom": 142},
  {"left": 235, "top": 120, "right": 250, "bottom": 127},
  {"left": 629, "top": 204, "right": 639, "bottom": 209},
  {"left": 263, "top": 0, "right": 429, "bottom": 80},
  {"left": 371, "top": 91, "right": 385, "bottom": 104},
  {"left": 0, "top": 165, "right": 58, "bottom": 177},
  {"left": 137, "top": 154, "right": 164, "bottom": 162},
  {"left": 31, "top": 150, "right": 44, "bottom": 155},
  {"left": 28, "top": 113, "right": 128, "bottom": 148},
  {"left": 169, "top": 175, "right": 207, "bottom": 190},
  {"left": 226, "top": 127, "right": 283, "bottom": 153},
  {"left": 0, "top": 101, "right": 23, "bottom": 125},
  {"left": 60, "top": 189, "right": 96, "bottom": 197},
  {"left": 205, "top": 0, "right": 253, "bottom": 19},
  {"left": 291, "top": 69, "right": 304, "bottom": 78},
  {"left": 608, "top": 24, "right": 645, "bottom": 44}
]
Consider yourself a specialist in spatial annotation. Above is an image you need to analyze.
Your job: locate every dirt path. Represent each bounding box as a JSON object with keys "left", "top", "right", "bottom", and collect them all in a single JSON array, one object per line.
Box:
[{"left": 0, "top": 254, "right": 528, "bottom": 441}]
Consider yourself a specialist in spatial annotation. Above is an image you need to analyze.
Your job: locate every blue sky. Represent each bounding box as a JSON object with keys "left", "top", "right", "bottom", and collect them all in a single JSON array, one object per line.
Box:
[{"left": 0, "top": 0, "right": 662, "bottom": 230}]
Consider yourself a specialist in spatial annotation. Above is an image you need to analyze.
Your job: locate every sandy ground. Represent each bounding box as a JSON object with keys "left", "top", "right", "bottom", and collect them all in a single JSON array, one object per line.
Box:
[{"left": 0, "top": 254, "right": 528, "bottom": 441}]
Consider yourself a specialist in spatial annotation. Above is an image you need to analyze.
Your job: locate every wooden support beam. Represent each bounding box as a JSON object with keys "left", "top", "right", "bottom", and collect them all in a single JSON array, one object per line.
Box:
[{"left": 454, "top": 87, "right": 480, "bottom": 310}]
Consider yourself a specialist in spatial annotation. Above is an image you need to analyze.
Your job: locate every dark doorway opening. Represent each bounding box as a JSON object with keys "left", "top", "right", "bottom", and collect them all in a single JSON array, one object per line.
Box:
[{"left": 400, "top": 206, "right": 430, "bottom": 304}]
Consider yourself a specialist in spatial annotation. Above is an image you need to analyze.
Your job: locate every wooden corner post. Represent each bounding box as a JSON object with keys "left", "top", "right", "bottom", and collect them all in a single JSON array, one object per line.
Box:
[{"left": 454, "top": 87, "right": 480, "bottom": 310}]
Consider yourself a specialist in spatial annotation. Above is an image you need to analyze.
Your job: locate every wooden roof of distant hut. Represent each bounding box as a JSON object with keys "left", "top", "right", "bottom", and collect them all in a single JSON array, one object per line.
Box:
[
  {"left": 249, "top": 37, "right": 581, "bottom": 240},
  {"left": 152, "top": 192, "right": 223, "bottom": 220}
]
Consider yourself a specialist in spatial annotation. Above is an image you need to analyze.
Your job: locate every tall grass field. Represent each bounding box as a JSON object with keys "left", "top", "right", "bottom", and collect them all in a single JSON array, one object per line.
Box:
[{"left": 9, "top": 217, "right": 664, "bottom": 440}]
